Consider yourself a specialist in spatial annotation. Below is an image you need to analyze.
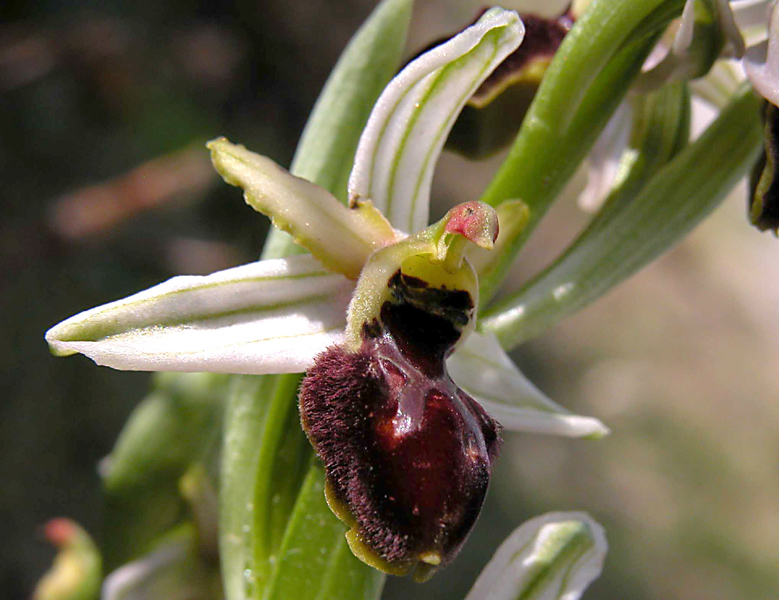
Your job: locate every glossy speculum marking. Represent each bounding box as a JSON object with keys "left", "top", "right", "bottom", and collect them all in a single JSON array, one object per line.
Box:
[{"left": 299, "top": 269, "right": 500, "bottom": 581}]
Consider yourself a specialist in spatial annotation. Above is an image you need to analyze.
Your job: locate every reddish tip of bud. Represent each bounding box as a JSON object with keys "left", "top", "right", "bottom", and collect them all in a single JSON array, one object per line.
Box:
[
  {"left": 43, "top": 518, "right": 77, "bottom": 547},
  {"left": 444, "top": 201, "right": 499, "bottom": 249}
]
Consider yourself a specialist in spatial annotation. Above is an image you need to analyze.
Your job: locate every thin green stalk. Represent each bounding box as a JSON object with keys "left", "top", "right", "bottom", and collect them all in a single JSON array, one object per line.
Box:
[
  {"left": 481, "top": 84, "right": 763, "bottom": 349},
  {"left": 263, "top": 463, "right": 386, "bottom": 600},
  {"left": 220, "top": 2, "right": 412, "bottom": 599},
  {"left": 477, "top": 0, "right": 686, "bottom": 302},
  {"left": 220, "top": 374, "right": 279, "bottom": 600},
  {"left": 250, "top": 374, "right": 309, "bottom": 592}
]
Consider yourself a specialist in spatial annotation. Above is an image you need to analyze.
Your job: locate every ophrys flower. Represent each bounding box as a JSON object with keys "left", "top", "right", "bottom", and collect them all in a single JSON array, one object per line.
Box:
[{"left": 46, "top": 7, "right": 608, "bottom": 580}]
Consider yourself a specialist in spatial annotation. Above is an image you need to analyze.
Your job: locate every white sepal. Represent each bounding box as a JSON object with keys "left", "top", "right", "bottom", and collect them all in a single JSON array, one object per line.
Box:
[
  {"left": 46, "top": 255, "right": 351, "bottom": 374},
  {"left": 448, "top": 332, "right": 610, "bottom": 438},
  {"left": 744, "top": 1, "right": 779, "bottom": 106},
  {"left": 578, "top": 102, "right": 632, "bottom": 213},
  {"left": 464, "top": 512, "right": 608, "bottom": 600},
  {"left": 349, "top": 8, "right": 524, "bottom": 234}
]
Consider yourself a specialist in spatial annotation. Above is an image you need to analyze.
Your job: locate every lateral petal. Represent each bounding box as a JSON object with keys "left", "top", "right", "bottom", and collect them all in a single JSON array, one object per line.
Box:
[
  {"left": 349, "top": 8, "right": 524, "bottom": 234},
  {"left": 209, "top": 138, "right": 397, "bottom": 280}
]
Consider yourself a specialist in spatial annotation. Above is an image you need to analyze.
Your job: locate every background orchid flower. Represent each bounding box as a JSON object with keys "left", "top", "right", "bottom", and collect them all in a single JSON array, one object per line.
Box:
[
  {"left": 97, "top": 510, "right": 606, "bottom": 600},
  {"left": 577, "top": 0, "right": 772, "bottom": 214}
]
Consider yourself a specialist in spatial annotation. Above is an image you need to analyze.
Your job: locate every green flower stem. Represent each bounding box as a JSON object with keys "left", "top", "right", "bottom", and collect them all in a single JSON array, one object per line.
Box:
[
  {"left": 481, "top": 84, "right": 763, "bottom": 350},
  {"left": 477, "top": 0, "right": 685, "bottom": 303},
  {"left": 220, "top": 374, "right": 311, "bottom": 600},
  {"left": 263, "top": 463, "right": 385, "bottom": 600},
  {"left": 220, "top": 2, "right": 412, "bottom": 599},
  {"left": 249, "top": 373, "right": 310, "bottom": 589},
  {"left": 220, "top": 375, "right": 279, "bottom": 600}
]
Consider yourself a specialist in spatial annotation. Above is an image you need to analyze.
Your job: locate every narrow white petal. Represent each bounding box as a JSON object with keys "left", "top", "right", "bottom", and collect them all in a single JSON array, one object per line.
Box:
[
  {"left": 578, "top": 101, "right": 632, "bottom": 213},
  {"left": 744, "top": 2, "right": 779, "bottom": 106},
  {"left": 449, "top": 332, "right": 610, "bottom": 438},
  {"left": 349, "top": 8, "right": 524, "bottom": 233},
  {"left": 46, "top": 255, "right": 351, "bottom": 374},
  {"left": 464, "top": 512, "right": 607, "bottom": 600}
]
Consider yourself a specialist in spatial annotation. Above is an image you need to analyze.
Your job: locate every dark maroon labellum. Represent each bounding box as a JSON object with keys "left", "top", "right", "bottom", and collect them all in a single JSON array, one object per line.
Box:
[{"left": 299, "top": 270, "right": 501, "bottom": 581}]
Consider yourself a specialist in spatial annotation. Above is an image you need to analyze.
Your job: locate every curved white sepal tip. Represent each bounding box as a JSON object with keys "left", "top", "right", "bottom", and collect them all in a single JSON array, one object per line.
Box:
[
  {"left": 449, "top": 332, "right": 610, "bottom": 438},
  {"left": 349, "top": 8, "right": 525, "bottom": 233}
]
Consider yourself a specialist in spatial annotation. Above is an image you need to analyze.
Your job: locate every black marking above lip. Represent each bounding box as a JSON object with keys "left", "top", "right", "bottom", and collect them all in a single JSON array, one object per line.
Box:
[{"left": 387, "top": 270, "right": 474, "bottom": 330}]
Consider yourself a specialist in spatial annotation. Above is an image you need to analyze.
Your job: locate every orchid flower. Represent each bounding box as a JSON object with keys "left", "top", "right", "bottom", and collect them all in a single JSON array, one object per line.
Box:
[
  {"left": 46, "top": 7, "right": 608, "bottom": 581},
  {"left": 578, "top": 0, "right": 774, "bottom": 214}
]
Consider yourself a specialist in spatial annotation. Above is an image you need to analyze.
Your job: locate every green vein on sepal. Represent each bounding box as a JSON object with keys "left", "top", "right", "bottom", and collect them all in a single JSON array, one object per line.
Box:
[
  {"left": 290, "top": 0, "right": 413, "bottom": 203},
  {"left": 349, "top": 8, "right": 524, "bottom": 235}
]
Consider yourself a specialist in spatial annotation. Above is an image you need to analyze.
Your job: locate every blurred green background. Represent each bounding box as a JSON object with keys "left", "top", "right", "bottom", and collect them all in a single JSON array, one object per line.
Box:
[{"left": 2, "top": 1, "right": 778, "bottom": 599}]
